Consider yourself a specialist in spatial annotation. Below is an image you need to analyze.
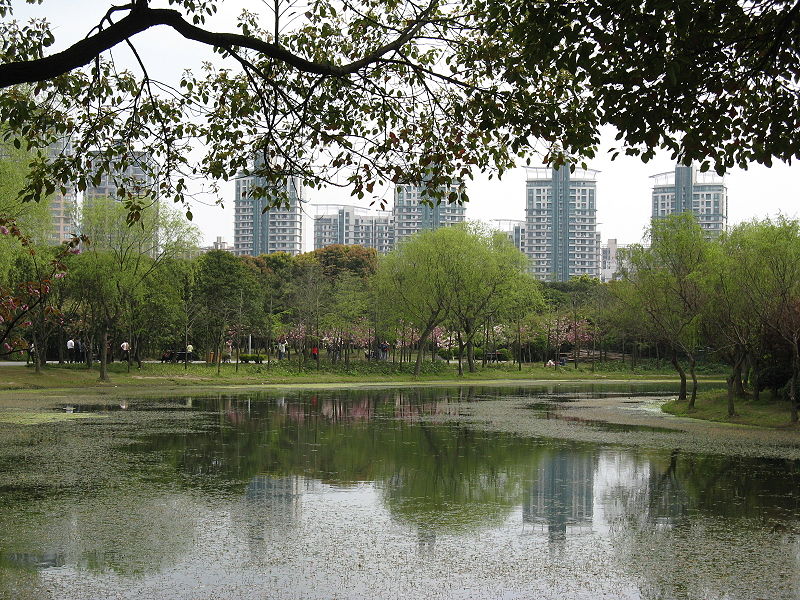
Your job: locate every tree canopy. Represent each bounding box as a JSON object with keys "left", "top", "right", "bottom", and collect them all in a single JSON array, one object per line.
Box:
[{"left": 1, "top": 0, "right": 798, "bottom": 220}]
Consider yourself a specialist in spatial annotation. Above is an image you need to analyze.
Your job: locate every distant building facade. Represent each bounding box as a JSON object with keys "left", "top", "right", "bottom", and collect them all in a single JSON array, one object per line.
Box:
[
  {"left": 313, "top": 205, "right": 394, "bottom": 253},
  {"left": 46, "top": 139, "right": 77, "bottom": 243},
  {"left": 525, "top": 166, "right": 600, "bottom": 281},
  {"left": 233, "top": 175, "right": 303, "bottom": 256},
  {"left": 493, "top": 219, "right": 528, "bottom": 255},
  {"left": 600, "top": 238, "right": 630, "bottom": 282},
  {"left": 84, "top": 145, "right": 156, "bottom": 207},
  {"left": 393, "top": 182, "right": 466, "bottom": 245},
  {"left": 651, "top": 164, "right": 728, "bottom": 235}
]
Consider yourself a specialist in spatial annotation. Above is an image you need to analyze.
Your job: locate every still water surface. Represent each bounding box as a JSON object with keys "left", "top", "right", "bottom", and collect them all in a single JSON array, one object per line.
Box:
[{"left": 1, "top": 383, "right": 799, "bottom": 599}]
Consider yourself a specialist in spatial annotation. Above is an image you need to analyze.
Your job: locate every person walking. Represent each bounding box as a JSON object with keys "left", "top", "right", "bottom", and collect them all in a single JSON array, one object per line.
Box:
[
  {"left": 120, "top": 341, "right": 130, "bottom": 362},
  {"left": 67, "top": 338, "right": 75, "bottom": 363},
  {"left": 277, "top": 340, "right": 286, "bottom": 360}
]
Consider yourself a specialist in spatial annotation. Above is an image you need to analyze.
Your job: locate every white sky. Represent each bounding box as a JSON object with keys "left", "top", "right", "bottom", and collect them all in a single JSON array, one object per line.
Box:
[{"left": 13, "top": 1, "right": 800, "bottom": 247}]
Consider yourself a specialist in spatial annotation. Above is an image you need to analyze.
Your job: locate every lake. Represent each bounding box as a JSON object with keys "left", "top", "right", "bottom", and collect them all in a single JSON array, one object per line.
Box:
[{"left": 0, "top": 383, "right": 798, "bottom": 599}]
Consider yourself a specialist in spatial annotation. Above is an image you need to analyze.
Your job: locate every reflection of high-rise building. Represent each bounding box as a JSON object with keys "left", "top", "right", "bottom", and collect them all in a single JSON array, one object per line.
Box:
[
  {"left": 245, "top": 474, "right": 318, "bottom": 504},
  {"left": 393, "top": 181, "right": 466, "bottom": 245},
  {"left": 313, "top": 204, "right": 394, "bottom": 253},
  {"left": 233, "top": 175, "right": 304, "bottom": 256},
  {"left": 523, "top": 450, "right": 595, "bottom": 541},
  {"left": 651, "top": 164, "right": 728, "bottom": 235},
  {"left": 525, "top": 165, "right": 600, "bottom": 281},
  {"left": 234, "top": 475, "right": 321, "bottom": 555}
]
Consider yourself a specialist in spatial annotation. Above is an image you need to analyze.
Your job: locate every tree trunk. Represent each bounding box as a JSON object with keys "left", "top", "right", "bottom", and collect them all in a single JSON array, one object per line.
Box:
[
  {"left": 32, "top": 336, "right": 42, "bottom": 374},
  {"left": 726, "top": 350, "right": 746, "bottom": 417},
  {"left": 134, "top": 335, "right": 142, "bottom": 369},
  {"left": 670, "top": 348, "right": 687, "bottom": 401},
  {"left": 58, "top": 329, "right": 65, "bottom": 364},
  {"left": 750, "top": 352, "right": 760, "bottom": 402},
  {"left": 688, "top": 353, "right": 698, "bottom": 409},
  {"left": 414, "top": 328, "right": 434, "bottom": 376},
  {"left": 466, "top": 338, "right": 476, "bottom": 373},
  {"left": 790, "top": 339, "right": 799, "bottom": 423},
  {"left": 734, "top": 360, "right": 746, "bottom": 398},
  {"left": 99, "top": 327, "right": 109, "bottom": 382},
  {"left": 726, "top": 374, "right": 736, "bottom": 418},
  {"left": 457, "top": 332, "right": 464, "bottom": 377}
]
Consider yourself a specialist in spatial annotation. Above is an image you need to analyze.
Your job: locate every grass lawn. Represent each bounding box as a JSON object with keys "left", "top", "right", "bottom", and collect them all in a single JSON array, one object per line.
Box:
[
  {"left": 0, "top": 358, "right": 725, "bottom": 395},
  {"left": 662, "top": 388, "right": 797, "bottom": 428}
]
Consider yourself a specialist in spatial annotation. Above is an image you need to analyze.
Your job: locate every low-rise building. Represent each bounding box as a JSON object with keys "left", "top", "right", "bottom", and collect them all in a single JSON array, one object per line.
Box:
[{"left": 313, "top": 205, "right": 394, "bottom": 253}]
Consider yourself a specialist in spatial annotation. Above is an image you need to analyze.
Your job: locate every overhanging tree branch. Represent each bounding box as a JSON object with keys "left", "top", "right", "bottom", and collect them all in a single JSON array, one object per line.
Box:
[{"left": 0, "top": 2, "right": 437, "bottom": 88}]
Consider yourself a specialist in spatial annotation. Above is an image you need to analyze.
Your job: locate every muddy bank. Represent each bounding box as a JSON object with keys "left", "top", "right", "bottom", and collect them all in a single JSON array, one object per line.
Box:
[{"left": 429, "top": 393, "right": 800, "bottom": 460}]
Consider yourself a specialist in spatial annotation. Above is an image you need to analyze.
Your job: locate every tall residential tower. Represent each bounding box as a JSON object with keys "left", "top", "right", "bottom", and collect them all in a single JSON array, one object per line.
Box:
[
  {"left": 233, "top": 175, "right": 304, "bottom": 256},
  {"left": 393, "top": 182, "right": 466, "bottom": 245},
  {"left": 651, "top": 164, "right": 728, "bottom": 235},
  {"left": 525, "top": 166, "right": 600, "bottom": 281}
]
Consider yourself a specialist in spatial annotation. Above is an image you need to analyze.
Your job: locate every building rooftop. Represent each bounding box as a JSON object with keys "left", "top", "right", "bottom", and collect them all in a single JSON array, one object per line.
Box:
[
  {"left": 650, "top": 170, "right": 725, "bottom": 186},
  {"left": 525, "top": 166, "right": 600, "bottom": 181}
]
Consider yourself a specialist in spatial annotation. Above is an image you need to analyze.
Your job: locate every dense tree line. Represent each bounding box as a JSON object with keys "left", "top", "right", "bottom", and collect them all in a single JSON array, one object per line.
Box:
[
  {"left": 4, "top": 182, "right": 800, "bottom": 421},
  {"left": 611, "top": 214, "right": 800, "bottom": 419}
]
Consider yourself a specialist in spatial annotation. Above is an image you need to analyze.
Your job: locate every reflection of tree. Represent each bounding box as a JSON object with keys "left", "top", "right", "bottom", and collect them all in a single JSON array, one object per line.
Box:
[
  {"left": 602, "top": 449, "right": 800, "bottom": 600},
  {"left": 380, "top": 423, "right": 540, "bottom": 535},
  {"left": 149, "top": 388, "right": 547, "bottom": 539},
  {"left": 0, "top": 486, "right": 199, "bottom": 592},
  {"left": 523, "top": 448, "right": 596, "bottom": 543}
]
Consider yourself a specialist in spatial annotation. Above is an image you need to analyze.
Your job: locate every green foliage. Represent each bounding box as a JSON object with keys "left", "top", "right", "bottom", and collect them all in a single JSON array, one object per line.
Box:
[
  {"left": 2, "top": 0, "right": 797, "bottom": 224},
  {"left": 309, "top": 244, "right": 378, "bottom": 279}
]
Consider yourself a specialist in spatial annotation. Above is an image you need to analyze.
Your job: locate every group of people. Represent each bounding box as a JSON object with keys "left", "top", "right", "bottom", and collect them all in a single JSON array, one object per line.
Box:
[
  {"left": 66, "top": 338, "right": 88, "bottom": 363},
  {"left": 271, "top": 340, "right": 391, "bottom": 362}
]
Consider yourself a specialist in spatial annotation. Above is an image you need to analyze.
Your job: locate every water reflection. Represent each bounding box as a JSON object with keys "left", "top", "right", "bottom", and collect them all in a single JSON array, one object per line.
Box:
[
  {"left": 0, "top": 384, "right": 799, "bottom": 599},
  {"left": 524, "top": 449, "right": 596, "bottom": 543}
]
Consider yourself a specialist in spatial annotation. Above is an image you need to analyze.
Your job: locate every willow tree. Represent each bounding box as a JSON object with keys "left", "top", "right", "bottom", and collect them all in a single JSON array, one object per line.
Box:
[
  {"left": 71, "top": 198, "right": 199, "bottom": 381},
  {"left": 625, "top": 214, "right": 708, "bottom": 406},
  {"left": 441, "top": 224, "right": 531, "bottom": 373},
  {"left": 712, "top": 218, "right": 800, "bottom": 421}
]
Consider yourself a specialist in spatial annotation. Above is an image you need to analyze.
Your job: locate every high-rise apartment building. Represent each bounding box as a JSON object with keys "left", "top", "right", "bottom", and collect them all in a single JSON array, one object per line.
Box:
[
  {"left": 525, "top": 165, "right": 600, "bottom": 281},
  {"left": 393, "top": 182, "right": 466, "bottom": 244},
  {"left": 84, "top": 146, "right": 156, "bottom": 207},
  {"left": 313, "top": 205, "right": 394, "bottom": 253},
  {"left": 233, "top": 176, "right": 303, "bottom": 256},
  {"left": 46, "top": 139, "right": 77, "bottom": 244},
  {"left": 651, "top": 164, "right": 728, "bottom": 235},
  {"left": 493, "top": 219, "right": 527, "bottom": 255}
]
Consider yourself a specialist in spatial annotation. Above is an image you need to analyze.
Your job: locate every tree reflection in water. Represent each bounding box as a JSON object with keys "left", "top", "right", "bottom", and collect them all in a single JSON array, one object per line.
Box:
[{"left": 1, "top": 386, "right": 800, "bottom": 599}]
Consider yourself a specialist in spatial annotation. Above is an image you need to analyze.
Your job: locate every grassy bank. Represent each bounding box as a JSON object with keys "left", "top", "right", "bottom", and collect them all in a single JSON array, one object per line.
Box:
[
  {"left": 0, "top": 359, "right": 725, "bottom": 394},
  {"left": 662, "top": 389, "right": 797, "bottom": 428}
]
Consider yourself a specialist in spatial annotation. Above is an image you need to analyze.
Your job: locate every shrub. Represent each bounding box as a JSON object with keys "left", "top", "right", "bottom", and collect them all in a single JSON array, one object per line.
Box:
[{"left": 239, "top": 354, "right": 263, "bottom": 363}]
